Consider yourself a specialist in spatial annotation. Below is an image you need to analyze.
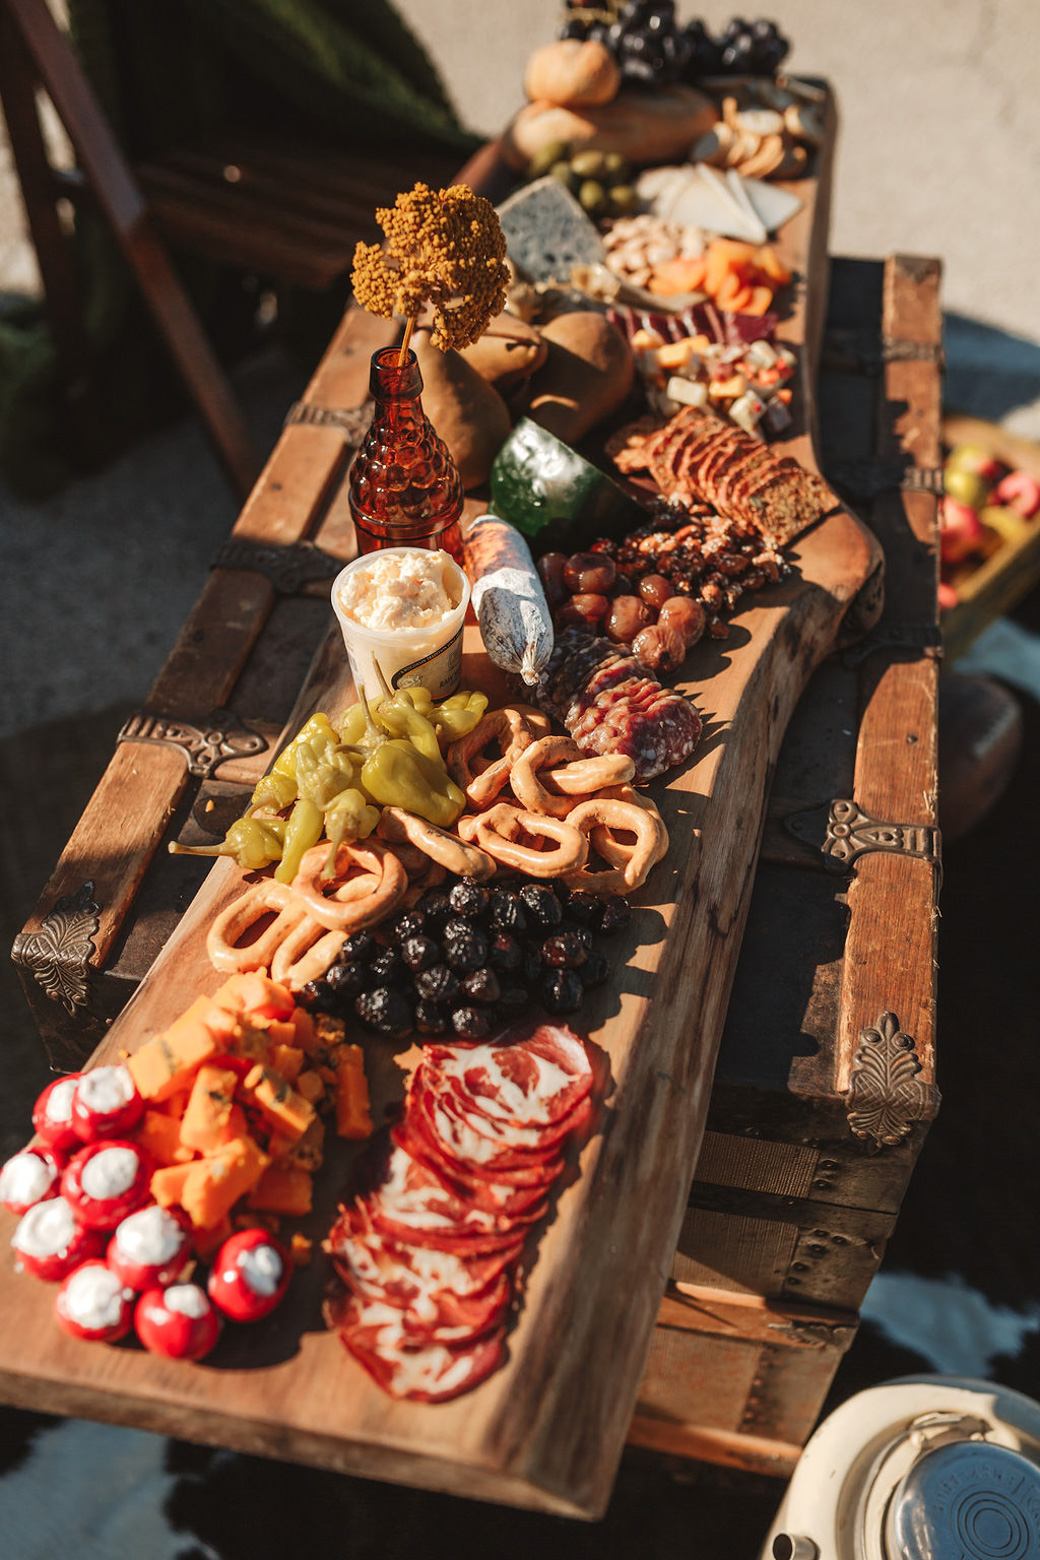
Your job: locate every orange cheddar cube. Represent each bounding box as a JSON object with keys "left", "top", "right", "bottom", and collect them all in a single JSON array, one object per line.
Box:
[
  {"left": 269, "top": 1044, "right": 305, "bottom": 1084},
  {"left": 180, "top": 1136, "right": 270, "bottom": 1230},
  {"left": 179, "top": 1064, "right": 241, "bottom": 1154},
  {"left": 212, "top": 972, "right": 295, "bottom": 1022},
  {"left": 290, "top": 1008, "right": 315, "bottom": 1055},
  {"left": 242, "top": 1066, "right": 316, "bottom": 1143},
  {"left": 128, "top": 1000, "right": 223, "bottom": 1102},
  {"left": 137, "top": 1108, "right": 195, "bottom": 1167},
  {"left": 151, "top": 1162, "right": 194, "bottom": 1208},
  {"left": 334, "top": 1046, "right": 373, "bottom": 1140}
]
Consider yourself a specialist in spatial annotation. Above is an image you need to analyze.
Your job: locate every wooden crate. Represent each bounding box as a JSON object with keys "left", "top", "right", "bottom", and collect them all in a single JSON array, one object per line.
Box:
[
  {"left": 629, "top": 252, "right": 942, "bottom": 1469},
  {"left": 939, "top": 412, "right": 1040, "bottom": 660},
  {"left": 9, "top": 252, "right": 939, "bottom": 1483}
]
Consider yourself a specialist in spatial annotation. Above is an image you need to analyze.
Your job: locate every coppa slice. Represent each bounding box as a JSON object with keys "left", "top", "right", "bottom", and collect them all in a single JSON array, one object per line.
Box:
[
  {"left": 390, "top": 1117, "right": 552, "bottom": 1220},
  {"left": 329, "top": 1202, "right": 522, "bottom": 1319},
  {"left": 424, "top": 1074, "right": 592, "bottom": 1158},
  {"left": 422, "top": 1023, "right": 593, "bottom": 1129},
  {"left": 362, "top": 1143, "right": 545, "bottom": 1254},
  {"left": 331, "top": 1286, "right": 507, "bottom": 1403},
  {"left": 411, "top": 1079, "right": 573, "bottom": 1173}
]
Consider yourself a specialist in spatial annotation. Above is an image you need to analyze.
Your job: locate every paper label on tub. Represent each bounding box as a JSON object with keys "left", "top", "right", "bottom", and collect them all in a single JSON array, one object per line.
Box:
[{"left": 390, "top": 624, "right": 464, "bottom": 697}]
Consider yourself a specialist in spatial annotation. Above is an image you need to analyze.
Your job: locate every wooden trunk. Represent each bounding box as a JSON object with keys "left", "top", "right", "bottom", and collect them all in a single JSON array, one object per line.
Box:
[{"left": 8, "top": 107, "right": 941, "bottom": 1500}]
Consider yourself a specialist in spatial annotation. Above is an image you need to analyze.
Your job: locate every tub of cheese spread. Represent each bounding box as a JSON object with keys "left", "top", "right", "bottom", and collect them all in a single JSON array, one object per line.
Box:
[{"left": 331, "top": 548, "right": 470, "bottom": 701}]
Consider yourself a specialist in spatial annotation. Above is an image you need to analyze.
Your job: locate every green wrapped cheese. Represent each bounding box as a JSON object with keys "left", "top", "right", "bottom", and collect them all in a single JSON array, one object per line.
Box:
[{"left": 489, "top": 417, "right": 649, "bottom": 555}]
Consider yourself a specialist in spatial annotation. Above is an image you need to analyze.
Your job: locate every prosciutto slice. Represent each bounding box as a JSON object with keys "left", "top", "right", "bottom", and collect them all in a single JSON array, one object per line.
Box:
[{"left": 330, "top": 1022, "right": 593, "bottom": 1403}]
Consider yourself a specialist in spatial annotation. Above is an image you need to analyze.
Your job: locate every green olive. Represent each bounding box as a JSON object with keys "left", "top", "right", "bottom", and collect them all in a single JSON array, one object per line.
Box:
[
  {"left": 527, "top": 139, "right": 570, "bottom": 180},
  {"left": 570, "top": 149, "right": 609, "bottom": 180},
  {"left": 549, "top": 160, "right": 580, "bottom": 193},
  {"left": 602, "top": 152, "right": 632, "bottom": 184},
  {"left": 609, "top": 185, "right": 640, "bottom": 214},
  {"left": 578, "top": 179, "right": 609, "bottom": 216}
]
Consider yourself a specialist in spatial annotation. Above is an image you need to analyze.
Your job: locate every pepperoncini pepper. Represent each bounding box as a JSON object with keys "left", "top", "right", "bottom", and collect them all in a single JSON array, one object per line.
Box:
[
  {"left": 168, "top": 816, "right": 287, "bottom": 871},
  {"left": 428, "top": 690, "right": 488, "bottom": 746},
  {"left": 360, "top": 740, "right": 465, "bottom": 827},
  {"left": 322, "top": 788, "right": 380, "bottom": 874},
  {"left": 371, "top": 688, "right": 442, "bottom": 765},
  {"left": 273, "top": 798, "right": 324, "bottom": 883}
]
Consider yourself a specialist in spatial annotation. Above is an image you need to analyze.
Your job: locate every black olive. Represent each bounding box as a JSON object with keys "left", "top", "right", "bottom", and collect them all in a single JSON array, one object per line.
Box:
[
  {"left": 451, "top": 1006, "right": 493, "bottom": 1040},
  {"left": 296, "top": 980, "right": 338, "bottom": 1014},
  {"left": 579, "top": 951, "right": 610, "bottom": 988},
  {"left": 390, "top": 910, "right": 426, "bottom": 944},
  {"left": 542, "top": 932, "right": 588, "bottom": 969},
  {"left": 325, "top": 959, "right": 368, "bottom": 996},
  {"left": 488, "top": 931, "right": 523, "bottom": 973},
  {"left": 341, "top": 931, "right": 378, "bottom": 963},
  {"left": 442, "top": 923, "right": 489, "bottom": 973},
  {"left": 518, "top": 884, "right": 564, "bottom": 931},
  {"left": 370, "top": 949, "right": 406, "bottom": 985},
  {"left": 448, "top": 880, "right": 491, "bottom": 920},
  {"left": 415, "top": 1000, "right": 450, "bottom": 1037},
  {"left": 542, "top": 969, "right": 584, "bottom": 1015},
  {"left": 564, "top": 890, "right": 604, "bottom": 929},
  {"left": 400, "top": 934, "right": 441, "bottom": 973},
  {"left": 461, "top": 968, "right": 501, "bottom": 1005},
  {"left": 354, "top": 987, "right": 414, "bottom": 1038},
  {"left": 489, "top": 890, "right": 528, "bottom": 936},
  {"left": 415, "top": 964, "right": 462, "bottom": 1005},
  {"left": 599, "top": 896, "right": 632, "bottom": 934}
]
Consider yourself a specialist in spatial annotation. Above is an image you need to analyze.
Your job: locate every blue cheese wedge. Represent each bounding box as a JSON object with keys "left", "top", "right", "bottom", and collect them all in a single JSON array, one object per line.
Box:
[{"left": 496, "top": 177, "right": 606, "bottom": 285}]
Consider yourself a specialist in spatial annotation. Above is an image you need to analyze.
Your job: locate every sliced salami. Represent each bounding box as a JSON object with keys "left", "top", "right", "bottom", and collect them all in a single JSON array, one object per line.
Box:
[
  {"left": 422, "top": 1024, "right": 592, "bottom": 1128},
  {"left": 341, "top": 1311, "right": 508, "bottom": 1404},
  {"left": 328, "top": 1024, "right": 594, "bottom": 1403}
]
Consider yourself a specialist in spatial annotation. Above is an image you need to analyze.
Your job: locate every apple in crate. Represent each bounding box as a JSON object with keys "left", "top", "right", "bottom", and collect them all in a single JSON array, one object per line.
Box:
[{"left": 939, "top": 498, "right": 985, "bottom": 563}]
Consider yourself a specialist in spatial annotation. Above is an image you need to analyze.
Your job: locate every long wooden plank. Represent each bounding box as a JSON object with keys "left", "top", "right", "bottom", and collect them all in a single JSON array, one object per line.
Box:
[{"left": 1, "top": 90, "right": 881, "bottom": 1517}]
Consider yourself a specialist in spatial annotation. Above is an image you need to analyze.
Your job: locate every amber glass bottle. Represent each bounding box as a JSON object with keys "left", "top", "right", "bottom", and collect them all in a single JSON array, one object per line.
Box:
[{"left": 348, "top": 346, "right": 464, "bottom": 560}]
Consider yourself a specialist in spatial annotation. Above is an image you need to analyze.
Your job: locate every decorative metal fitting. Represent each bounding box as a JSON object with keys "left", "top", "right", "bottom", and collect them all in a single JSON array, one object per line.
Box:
[
  {"left": 841, "top": 621, "right": 944, "bottom": 668},
  {"left": 284, "top": 400, "right": 373, "bottom": 447},
  {"left": 13, "top": 882, "right": 100, "bottom": 1015},
  {"left": 846, "top": 1010, "right": 940, "bottom": 1148},
  {"left": 117, "top": 709, "right": 267, "bottom": 780},
  {"left": 211, "top": 536, "right": 344, "bottom": 595},
  {"left": 785, "top": 798, "right": 942, "bottom": 882}
]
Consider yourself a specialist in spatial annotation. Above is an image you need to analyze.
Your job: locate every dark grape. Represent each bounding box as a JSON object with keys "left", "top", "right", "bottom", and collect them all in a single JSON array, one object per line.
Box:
[
  {"left": 542, "top": 932, "right": 588, "bottom": 969},
  {"left": 400, "top": 934, "right": 441, "bottom": 973},
  {"left": 415, "top": 1000, "right": 450, "bottom": 1037},
  {"left": 451, "top": 1006, "right": 493, "bottom": 1040},
  {"left": 341, "top": 931, "right": 378, "bottom": 963},
  {"left": 442, "top": 922, "right": 488, "bottom": 973},
  {"left": 355, "top": 987, "right": 413, "bottom": 1038},
  {"left": 389, "top": 910, "right": 425, "bottom": 944},
  {"left": 415, "top": 964, "right": 462, "bottom": 1005},
  {"left": 580, "top": 952, "right": 611, "bottom": 988},
  {"left": 518, "top": 884, "right": 564, "bottom": 931},
  {"left": 462, "top": 968, "right": 501, "bottom": 1006},
  {"left": 448, "top": 880, "right": 490, "bottom": 921},
  {"left": 488, "top": 932, "right": 523, "bottom": 973}
]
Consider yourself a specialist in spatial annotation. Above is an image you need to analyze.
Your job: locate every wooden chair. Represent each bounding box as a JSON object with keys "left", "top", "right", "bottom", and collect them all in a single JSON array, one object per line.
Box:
[{"left": 0, "top": 0, "right": 462, "bottom": 498}]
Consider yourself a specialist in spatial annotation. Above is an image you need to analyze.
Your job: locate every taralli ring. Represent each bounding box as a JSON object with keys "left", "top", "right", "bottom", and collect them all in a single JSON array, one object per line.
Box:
[
  {"left": 289, "top": 840, "right": 408, "bottom": 930},
  {"left": 270, "top": 917, "right": 350, "bottom": 989},
  {"left": 206, "top": 882, "right": 308, "bottom": 974},
  {"left": 508, "top": 736, "right": 585, "bottom": 818},
  {"left": 459, "top": 802, "right": 588, "bottom": 879},
  {"left": 377, "top": 806, "right": 498, "bottom": 882},
  {"left": 563, "top": 797, "right": 669, "bottom": 894},
  {"left": 544, "top": 753, "right": 637, "bottom": 797},
  {"left": 447, "top": 706, "right": 549, "bottom": 809}
]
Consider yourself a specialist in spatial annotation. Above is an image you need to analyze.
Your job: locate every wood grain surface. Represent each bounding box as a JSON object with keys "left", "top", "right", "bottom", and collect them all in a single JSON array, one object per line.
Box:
[{"left": 0, "top": 88, "right": 884, "bottom": 1519}]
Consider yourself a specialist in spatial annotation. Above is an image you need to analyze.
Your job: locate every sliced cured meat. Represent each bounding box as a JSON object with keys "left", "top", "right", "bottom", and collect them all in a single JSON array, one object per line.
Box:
[
  {"left": 418, "top": 1074, "right": 588, "bottom": 1162},
  {"left": 327, "top": 1028, "right": 594, "bottom": 1403},
  {"left": 390, "top": 1118, "right": 552, "bottom": 1220},
  {"left": 342, "top": 1311, "right": 507, "bottom": 1403},
  {"left": 422, "top": 1024, "right": 592, "bottom": 1129},
  {"left": 413, "top": 1082, "right": 565, "bottom": 1184},
  {"left": 333, "top": 1263, "right": 512, "bottom": 1346},
  {"left": 329, "top": 1205, "right": 522, "bottom": 1319}
]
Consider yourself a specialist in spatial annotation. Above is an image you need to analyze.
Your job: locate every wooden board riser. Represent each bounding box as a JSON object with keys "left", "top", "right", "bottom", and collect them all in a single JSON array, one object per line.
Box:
[{"left": 4, "top": 89, "right": 892, "bottom": 1517}]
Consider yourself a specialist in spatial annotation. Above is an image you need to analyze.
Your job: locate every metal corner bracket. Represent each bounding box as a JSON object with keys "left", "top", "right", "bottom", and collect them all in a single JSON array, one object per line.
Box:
[
  {"left": 117, "top": 708, "right": 268, "bottom": 780},
  {"left": 12, "top": 881, "right": 100, "bottom": 1015},
  {"left": 846, "top": 1010, "right": 940, "bottom": 1149}
]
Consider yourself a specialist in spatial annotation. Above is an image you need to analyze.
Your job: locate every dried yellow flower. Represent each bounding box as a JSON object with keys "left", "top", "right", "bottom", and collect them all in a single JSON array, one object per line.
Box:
[{"left": 351, "top": 182, "right": 509, "bottom": 352}]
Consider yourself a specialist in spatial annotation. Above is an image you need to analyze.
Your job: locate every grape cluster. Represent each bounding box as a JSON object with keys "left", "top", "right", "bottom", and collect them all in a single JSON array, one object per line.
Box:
[
  {"left": 299, "top": 876, "right": 631, "bottom": 1041},
  {"left": 686, "top": 16, "right": 790, "bottom": 76},
  {"left": 558, "top": 6, "right": 789, "bottom": 84}
]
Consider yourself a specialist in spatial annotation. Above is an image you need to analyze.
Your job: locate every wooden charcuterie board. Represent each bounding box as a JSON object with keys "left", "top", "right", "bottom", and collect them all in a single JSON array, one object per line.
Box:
[{"left": 0, "top": 84, "right": 883, "bottom": 1519}]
